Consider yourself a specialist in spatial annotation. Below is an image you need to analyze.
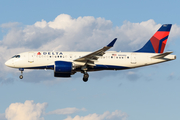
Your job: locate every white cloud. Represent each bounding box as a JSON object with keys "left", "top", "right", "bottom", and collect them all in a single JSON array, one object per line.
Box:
[
  {"left": 34, "top": 19, "right": 47, "bottom": 28},
  {"left": 47, "top": 107, "right": 86, "bottom": 115},
  {"left": 1, "top": 14, "right": 180, "bottom": 83},
  {"left": 5, "top": 100, "right": 47, "bottom": 120},
  {"left": 3, "top": 100, "right": 127, "bottom": 120},
  {"left": 64, "top": 110, "right": 128, "bottom": 120},
  {"left": 170, "top": 24, "right": 180, "bottom": 38}
]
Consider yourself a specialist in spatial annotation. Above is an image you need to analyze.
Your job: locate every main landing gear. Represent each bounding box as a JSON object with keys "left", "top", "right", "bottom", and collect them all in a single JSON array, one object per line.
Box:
[
  {"left": 19, "top": 68, "right": 24, "bottom": 79},
  {"left": 81, "top": 66, "right": 89, "bottom": 82},
  {"left": 83, "top": 71, "right": 89, "bottom": 82}
]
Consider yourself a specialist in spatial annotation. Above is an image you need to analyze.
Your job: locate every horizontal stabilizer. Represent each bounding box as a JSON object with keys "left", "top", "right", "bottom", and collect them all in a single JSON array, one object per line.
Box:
[{"left": 151, "top": 51, "right": 173, "bottom": 59}]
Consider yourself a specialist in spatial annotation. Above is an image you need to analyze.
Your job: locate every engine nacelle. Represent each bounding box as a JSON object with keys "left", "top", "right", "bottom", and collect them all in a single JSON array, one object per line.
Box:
[{"left": 54, "top": 61, "right": 72, "bottom": 77}]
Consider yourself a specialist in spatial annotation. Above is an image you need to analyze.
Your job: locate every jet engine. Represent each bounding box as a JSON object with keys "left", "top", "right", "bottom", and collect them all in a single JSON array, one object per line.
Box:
[{"left": 54, "top": 61, "right": 73, "bottom": 77}]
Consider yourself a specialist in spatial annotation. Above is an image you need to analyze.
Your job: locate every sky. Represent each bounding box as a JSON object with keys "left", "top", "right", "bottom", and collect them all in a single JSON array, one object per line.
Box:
[{"left": 0, "top": 0, "right": 180, "bottom": 120}]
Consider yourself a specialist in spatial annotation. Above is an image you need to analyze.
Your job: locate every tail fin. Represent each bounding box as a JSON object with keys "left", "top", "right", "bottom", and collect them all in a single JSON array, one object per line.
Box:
[{"left": 135, "top": 24, "right": 172, "bottom": 53}]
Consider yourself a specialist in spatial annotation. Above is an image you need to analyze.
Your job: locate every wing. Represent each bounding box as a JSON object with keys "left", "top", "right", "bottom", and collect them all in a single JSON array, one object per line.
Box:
[
  {"left": 74, "top": 38, "right": 117, "bottom": 66},
  {"left": 151, "top": 51, "right": 173, "bottom": 59}
]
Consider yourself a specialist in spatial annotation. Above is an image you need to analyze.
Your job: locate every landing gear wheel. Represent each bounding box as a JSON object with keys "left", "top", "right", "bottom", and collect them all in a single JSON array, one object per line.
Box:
[
  {"left": 83, "top": 73, "right": 89, "bottom": 82},
  {"left": 19, "top": 75, "right": 23, "bottom": 79}
]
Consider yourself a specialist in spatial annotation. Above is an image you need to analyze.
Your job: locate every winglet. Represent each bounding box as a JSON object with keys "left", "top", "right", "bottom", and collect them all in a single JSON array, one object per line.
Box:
[{"left": 107, "top": 38, "right": 117, "bottom": 47}]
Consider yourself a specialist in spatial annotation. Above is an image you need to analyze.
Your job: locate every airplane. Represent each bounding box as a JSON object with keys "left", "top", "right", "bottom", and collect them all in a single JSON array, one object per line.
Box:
[{"left": 5, "top": 24, "right": 176, "bottom": 82}]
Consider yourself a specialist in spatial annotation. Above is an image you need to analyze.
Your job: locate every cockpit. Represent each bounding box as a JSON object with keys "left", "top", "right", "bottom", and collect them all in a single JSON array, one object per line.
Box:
[{"left": 12, "top": 55, "right": 21, "bottom": 58}]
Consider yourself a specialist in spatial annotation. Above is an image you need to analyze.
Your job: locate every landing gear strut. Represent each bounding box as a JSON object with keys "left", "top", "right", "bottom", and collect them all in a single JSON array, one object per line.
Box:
[
  {"left": 19, "top": 68, "right": 24, "bottom": 79},
  {"left": 81, "top": 66, "right": 89, "bottom": 82}
]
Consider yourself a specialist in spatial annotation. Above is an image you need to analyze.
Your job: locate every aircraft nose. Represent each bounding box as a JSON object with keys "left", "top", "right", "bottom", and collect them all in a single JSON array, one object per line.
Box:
[
  {"left": 5, "top": 60, "right": 10, "bottom": 66},
  {"left": 5, "top": 60, "right": 13, "bottom": 67}
]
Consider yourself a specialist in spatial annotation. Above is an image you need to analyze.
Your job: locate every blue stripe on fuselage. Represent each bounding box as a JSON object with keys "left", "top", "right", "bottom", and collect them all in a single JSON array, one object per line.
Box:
[
  {"left": 23, "top": 65, "right": 54, "bottom": 69},
  {"left": 93, "top": 64, "right": 129, "bottom": 70},
  {"left": 21, "top": 64, "right": 129, "bottom": 71}
]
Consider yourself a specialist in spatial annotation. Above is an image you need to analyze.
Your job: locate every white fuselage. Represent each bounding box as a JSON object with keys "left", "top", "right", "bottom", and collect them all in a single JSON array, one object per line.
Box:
[
  {"left": 4, "top": 24, "right": 175, "bottom": 81},
  {"left": 5, "top": 51, "right": 176, "bottom": 72}
]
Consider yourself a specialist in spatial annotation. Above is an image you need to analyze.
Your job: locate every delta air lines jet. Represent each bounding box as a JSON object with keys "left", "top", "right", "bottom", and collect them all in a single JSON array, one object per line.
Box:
[{"left": 5, "top": 24, "right": 176, "bottom": 82}]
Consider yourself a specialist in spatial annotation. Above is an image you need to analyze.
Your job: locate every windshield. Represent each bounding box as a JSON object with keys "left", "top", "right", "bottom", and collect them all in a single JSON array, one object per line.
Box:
[{"left": 12, "top": 55, "right": 20, "bottom": 58}]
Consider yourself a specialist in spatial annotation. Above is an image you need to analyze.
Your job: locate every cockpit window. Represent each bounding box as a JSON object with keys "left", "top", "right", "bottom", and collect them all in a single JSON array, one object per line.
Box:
[{"left": 12, "top": 55, "right": 20, "bottom": 58}]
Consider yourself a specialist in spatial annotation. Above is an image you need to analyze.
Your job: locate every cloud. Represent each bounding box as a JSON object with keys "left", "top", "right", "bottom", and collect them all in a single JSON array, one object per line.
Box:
[
  {"left": 1, "top": 23, "right": 64, "bottom": 49},
  {"left": 169, "top": 24, "right": 180, "bottom": 38},
  {"left": 3, "top": 100, "right": 127, "bottom": 120},
  {"left": 5, "top": 100, "right": 47, "bottom": 120},
  {"left": 4, "top": 100, "right": 87, "bottom": 120},
  {"left": 47, "top": 107, "right": 86, "bottom": 115},
  {"left": 64, "top": 110, "right": 128, "bottom": 120},
  {"left": 1, "top": 14, "right": 180, "bottom": 83}
]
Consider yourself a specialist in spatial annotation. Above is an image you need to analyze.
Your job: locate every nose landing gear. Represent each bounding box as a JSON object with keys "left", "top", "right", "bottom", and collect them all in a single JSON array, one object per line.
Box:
[{"left": 19, "top": 68, "right": 24, "bottom": 79}]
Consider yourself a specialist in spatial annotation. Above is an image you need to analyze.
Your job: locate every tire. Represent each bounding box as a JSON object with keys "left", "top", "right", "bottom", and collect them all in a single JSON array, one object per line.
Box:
[
  {"left": 83, "top": 73, "right": 89, "bottom": 82},
  {"left": 83, "top": 77, "right": 88, "bottom": 82},
  {"left": 19, "top": 75, "right": 23, "bottom": 79}
]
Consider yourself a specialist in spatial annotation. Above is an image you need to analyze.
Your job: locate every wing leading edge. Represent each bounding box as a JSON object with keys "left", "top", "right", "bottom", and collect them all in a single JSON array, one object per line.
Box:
[{"left": 74, "top": 38, "right": 117, "bottom": 66}]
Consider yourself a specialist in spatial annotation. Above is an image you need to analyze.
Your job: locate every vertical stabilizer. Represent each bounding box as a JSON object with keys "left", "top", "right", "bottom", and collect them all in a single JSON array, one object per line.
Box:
[{"left": 135, "top": 24, "right": 172, "bottom": 53}]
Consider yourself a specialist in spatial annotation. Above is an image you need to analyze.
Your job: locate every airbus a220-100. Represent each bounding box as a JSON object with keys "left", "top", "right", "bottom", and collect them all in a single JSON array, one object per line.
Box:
[{"left": 5, "top": 24, "right": 176, "bottom": 82}]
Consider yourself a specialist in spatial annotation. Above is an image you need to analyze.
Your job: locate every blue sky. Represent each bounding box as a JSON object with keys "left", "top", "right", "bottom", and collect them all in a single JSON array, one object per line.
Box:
[{"left": 0, "top": 0, "right": 180, "bottom": 120}]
